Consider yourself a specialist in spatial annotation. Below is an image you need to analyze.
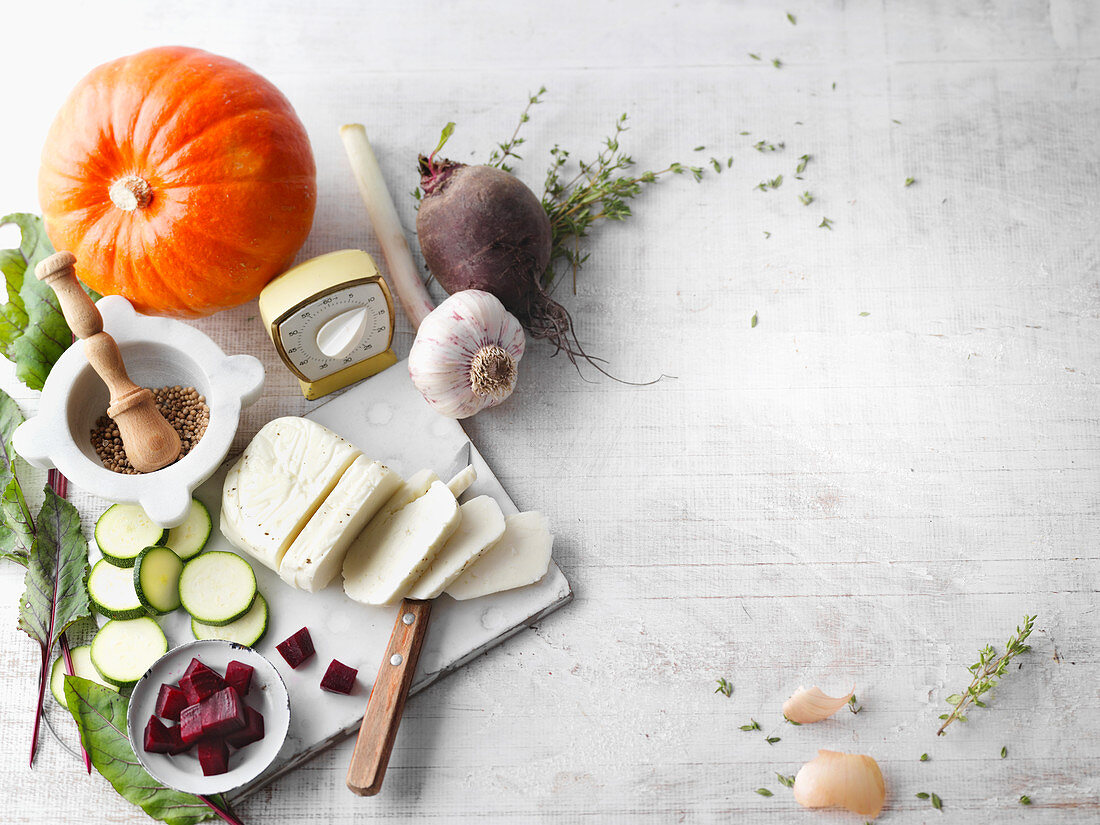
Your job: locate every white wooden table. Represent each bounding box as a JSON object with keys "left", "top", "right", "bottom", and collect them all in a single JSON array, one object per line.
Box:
[{"left": 2, "top": 1, "right": 1097, "bottom": 822}]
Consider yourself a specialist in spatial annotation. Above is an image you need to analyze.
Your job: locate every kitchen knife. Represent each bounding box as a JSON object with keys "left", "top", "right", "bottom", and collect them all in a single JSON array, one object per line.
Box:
[{"left": 346, "top": 442, "right": 473, "bottom": 796}]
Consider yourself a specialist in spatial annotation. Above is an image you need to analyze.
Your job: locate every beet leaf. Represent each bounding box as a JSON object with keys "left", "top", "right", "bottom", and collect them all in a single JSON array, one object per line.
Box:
[
  {"left": 0, "top": 390, "right": 32, "bottom": 565},
  {"left": 0, "top": 213, "right": 78, "bottom": 390},
  {"left": 17, "top": 485, "right": 91, "bottom": 763},
  {"left": 64, "top": 677, "right": 241, "bottom": 825}
]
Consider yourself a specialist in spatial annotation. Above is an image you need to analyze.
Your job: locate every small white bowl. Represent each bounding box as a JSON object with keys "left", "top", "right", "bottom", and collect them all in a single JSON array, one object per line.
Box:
[
  {"left": 127, "top": 639, "right": 291, "bottom": 795},
  {"left": 13, "top": 296, "right": 264, "bottom": 527}
]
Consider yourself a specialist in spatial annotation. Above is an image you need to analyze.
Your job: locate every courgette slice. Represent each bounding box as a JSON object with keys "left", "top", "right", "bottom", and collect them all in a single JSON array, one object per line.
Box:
[
  {"left": 95, "top": 503, "right": 168, "bottom": 568},
  {"left": 90, "top": 617, "right": 168, "bottom": 688},
  {"left": 133, "top": 546, "right": 183, "bottom": 615},
  {"left": 50, "top": 645, "right": 118, "bottom": 708},
  {"left": 191, "top": 594, "right": 268, "bottom": 647},
  {"left": 165, "top": 498, "right": 212, "bottom": 561},
  {"left": 179, "top": 551, "right": 257, "bottom": 626},
  {"left": 88, "top": 558, "right": 146, "bottom": 620}
]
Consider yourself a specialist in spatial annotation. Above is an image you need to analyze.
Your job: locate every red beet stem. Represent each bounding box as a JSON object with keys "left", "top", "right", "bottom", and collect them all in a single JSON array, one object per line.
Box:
[
  {"left": 59, "top": 635, "right": 92, "bottom": 772},
  {"left": 199, "top": 795, "right": 244, "bottom": 825},
  {"left": 417, "top": 155, "right": 463, "bottom": 197}
]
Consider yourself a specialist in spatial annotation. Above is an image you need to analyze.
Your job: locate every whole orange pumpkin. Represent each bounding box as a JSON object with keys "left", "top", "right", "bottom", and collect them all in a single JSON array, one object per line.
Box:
[{"left": 38, "top": 46, "right": 316, "bottom": 318}]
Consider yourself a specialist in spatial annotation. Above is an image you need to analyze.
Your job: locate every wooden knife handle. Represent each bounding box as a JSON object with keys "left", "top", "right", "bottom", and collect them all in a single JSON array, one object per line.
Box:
[{"left": 346, "top": 598, "right": 432, "bottom": 796}]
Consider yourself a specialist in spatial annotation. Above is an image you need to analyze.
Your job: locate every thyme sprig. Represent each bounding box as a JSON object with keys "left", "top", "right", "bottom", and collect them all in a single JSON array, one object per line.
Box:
[
  {"left": 715, "top": 678, "right": 733, "bottom": 697},
  {"left": 937, "top": 615, "right": 1036, "bottom": 735},
  {"left": 488, "top": 87, "right": 546, "bottom": 173},
  {"left": 540, "top": 111, "right": 707, "bottom": 290}
]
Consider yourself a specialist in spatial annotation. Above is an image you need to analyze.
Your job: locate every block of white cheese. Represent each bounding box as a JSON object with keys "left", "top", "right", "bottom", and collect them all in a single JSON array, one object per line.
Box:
[
  {"left": 445, "top": 511, "right": 553, "bottom": 600},
  {"left": 220, "top": 417, "right": 360, "bottom": 572},
  {"left": 406, "top": 495, "right": 506, "bottom": 600},
  {"left": 278, "top": 456, "right": 401, "bottom": 592},
  {"left": 342, "top": 480, "right": 461, "bottom": 605}
]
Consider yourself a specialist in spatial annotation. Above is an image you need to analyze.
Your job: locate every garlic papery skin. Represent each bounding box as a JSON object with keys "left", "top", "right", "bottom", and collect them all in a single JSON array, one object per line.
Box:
[
  {"left": 782, "top": 685, "right": 856, "bottom": 724},
  {"left": 409, "top": 290, "right": 526, "bottom": 419},
  {"left": 793, "top": 750, "right": 886, "bottom": 819}
]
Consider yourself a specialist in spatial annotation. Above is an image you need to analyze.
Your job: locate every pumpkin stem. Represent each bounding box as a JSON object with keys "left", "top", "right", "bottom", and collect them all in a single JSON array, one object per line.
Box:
[
  {"left": 108, "top": 175, "right": 153, "bottom": 211},
  {"left": 469, "top": 345, "right": 517, "bottom": 399}
]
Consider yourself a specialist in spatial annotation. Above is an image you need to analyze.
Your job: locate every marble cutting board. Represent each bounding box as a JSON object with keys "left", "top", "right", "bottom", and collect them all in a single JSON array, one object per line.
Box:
[{"left": 89, "top": 362, "right": 573, "bottom": 800}]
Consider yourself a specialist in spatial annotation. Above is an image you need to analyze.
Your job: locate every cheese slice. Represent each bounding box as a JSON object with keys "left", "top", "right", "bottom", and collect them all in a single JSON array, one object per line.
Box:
[
  {"left": 445, "top": 511, "right": 553, "bottom": 600},
  {"left": 220, "top": 417, "right": 360, "bottom": 571},
  {"left": 342, "top": 480, "right": 461, "bottom": 605},
  {"left": 406, "top": 495, "right": 506, "bottom": 600},
  {"left": 278, "top": 456, "right": 401, "bottom": 592}
]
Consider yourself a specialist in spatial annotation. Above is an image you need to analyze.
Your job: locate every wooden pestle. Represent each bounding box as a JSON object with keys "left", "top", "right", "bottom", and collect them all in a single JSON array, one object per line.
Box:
[{"left": 35, "top": 252, "right": 181, "bottom": 473}]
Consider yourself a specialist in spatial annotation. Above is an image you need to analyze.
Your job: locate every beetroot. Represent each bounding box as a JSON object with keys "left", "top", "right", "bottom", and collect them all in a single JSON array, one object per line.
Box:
[
  {"left": 319, "top": 659, "right": 358, "bottom": 695},
  {"left": 275, "top": 627, "right": 315, "bottom": 669},
  {"left": 197, "top": 740, "right": 230, "bottom": 776},
  {"left": 226, "top": 707, "right": 265, "bottom": 749},
  {"left": 200, "top": 687, "right": 246, "bottom": 738},
  {"left": 179, "top": 703, "right": 204, "bottom": 745},
  {"left": 182, "top": 658, "right": 213, "bottom": 680},
  {"left": 417, "top": 155, "right": 589, "bottom": 362},
  {"left": 155, "top": 684, "right": 189, "bottom": 722},
  {"left": 225, "top": 660, "right": 253, "bottom": 697},
  {"left": 181, "top": 667, "right": 226, "bottom": 705},
  {"left": 144, "top": 716, "right": 178, "bottom": 754}
]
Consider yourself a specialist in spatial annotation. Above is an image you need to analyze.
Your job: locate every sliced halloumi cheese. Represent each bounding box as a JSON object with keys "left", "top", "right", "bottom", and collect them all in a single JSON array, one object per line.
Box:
[
  {"left": 278, "top": 456, "right": 401, "bottom": 592},
  {"left": 445, "top": 511, "right": 553, "bottom": 600},
  {"left": 446, "top": 464, "right": 477, "bottom": 498},
  {"left": 220, "top": 417, "right": 360, "bottom": 571},
  {"left": 406, "top": 495, "right": 506, "bottom": 600},
  {"left": 342, "top": 480, "right": 461, "bottom": 605}
]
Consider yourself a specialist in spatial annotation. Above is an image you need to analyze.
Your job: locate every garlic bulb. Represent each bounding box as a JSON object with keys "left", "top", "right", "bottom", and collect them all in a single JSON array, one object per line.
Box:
[
  {"left": 793, "top": 750, "right": 886, "bottom": 818},
  {"left": 782, "top": 685, "right": 856, "bottom": 724},
  {"left": 409, "top": 290, "right": 525, "bottom": 419}
]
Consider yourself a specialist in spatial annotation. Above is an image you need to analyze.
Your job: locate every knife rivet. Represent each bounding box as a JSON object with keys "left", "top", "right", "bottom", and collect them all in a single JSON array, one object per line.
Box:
[
  {"left": 390, "top": 653, "right": 403, "bottom": 666},
  {"left": 402, "top": 613, "right": 415, "bottom": 625}
]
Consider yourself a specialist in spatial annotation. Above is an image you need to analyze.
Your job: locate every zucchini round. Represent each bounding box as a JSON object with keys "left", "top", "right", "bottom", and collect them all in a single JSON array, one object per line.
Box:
[
  {"left": 133, "top": 546, "right": 183, "bottom": 615},
  {"left": 191, "top": 593, "right": 269, "bottom": 647},
  {"left": 165, "top": 498, "right": 212, "bottom": 561},
  {"left": 179, "top": 551, "right": 257, "bottom": 626},
  {"left": 95, "top": 503, "right": 168, "bottom": 568},
  {"left": 90, "top": 617, "right": 168, "bottom": 688},
  {"left": 88, "top": 558, "right": 146, "bottom": 620},
  {"left": 50, "top": 645, "right": 118, "bottom": 708}
]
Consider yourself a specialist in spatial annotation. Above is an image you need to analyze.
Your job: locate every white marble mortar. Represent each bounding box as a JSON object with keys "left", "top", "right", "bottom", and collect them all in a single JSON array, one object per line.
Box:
[{"left": 13, "top": 295, "right": 264, "bottom": 527}]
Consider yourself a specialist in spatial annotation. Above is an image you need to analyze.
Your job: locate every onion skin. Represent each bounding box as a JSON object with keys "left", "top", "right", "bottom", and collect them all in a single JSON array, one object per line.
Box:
[
  {"left": 782, "top": 686, "right": 855, "bottom": 724},
  {"left": 416, "top": 161, "right": 552, "bottom": 316},
  {"left": 793, "top": 750, "right": 886, "bottom": 819}
]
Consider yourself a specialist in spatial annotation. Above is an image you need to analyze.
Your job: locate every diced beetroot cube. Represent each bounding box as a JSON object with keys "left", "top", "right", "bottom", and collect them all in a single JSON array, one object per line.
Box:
[
  {"left": 165, "top": 724, "right": 189, "bottom": 755},
  {"left": 144, "top": 716, "right": 177, "bottom": 754},
  {"left": 181, "top": 667, "right": 226, "bottom": 705},
  {"left": 226, "top": 707, "right": 265, "bottom": 749},
  {"left": 197, "top": 739, "right": 230, "bottom": 776},
  {"left": 155, "top": 683, "right": 189, "bottom": 722},
  {"left": 199, "top": 687, "right": 246, "bottom": 737},
  {"left": 179, "top": 703, "right": 205, "bottom": 745},
  {"left": 276, "top": 627, "right": 315, "bottom": 669},
  {"left": 320, "top": 659, "right": 358, "bottom": 695},
  {"left": 183, "top": 658, "right": 215, "bottom": 680},
  {"left": 224, "top": 660, "right": 253, "bottom": 697}
]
